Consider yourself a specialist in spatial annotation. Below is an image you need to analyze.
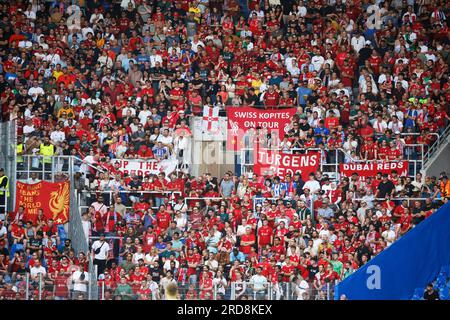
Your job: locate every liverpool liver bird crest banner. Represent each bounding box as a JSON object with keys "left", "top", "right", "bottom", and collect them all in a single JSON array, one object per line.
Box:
[{"left": 15, "top": 181, "right": 70, "bottom": 224}]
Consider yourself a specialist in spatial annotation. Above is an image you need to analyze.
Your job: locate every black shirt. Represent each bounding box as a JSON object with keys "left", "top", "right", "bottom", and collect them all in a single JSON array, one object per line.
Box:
[
  {"left": 423, "top": 289, "right": 440, "bottom": 300},
  {"left": 307, "top": 264, "right": 319, "bottom": 281},
  {"left": 412, "top": 206, "right": 425, "bottom": 225},
  {"left": 377, "top": 180, "right": 395, "bottom": 198},
  {"left": 149, "top": 266, "right": 162, "bottom": 282}
]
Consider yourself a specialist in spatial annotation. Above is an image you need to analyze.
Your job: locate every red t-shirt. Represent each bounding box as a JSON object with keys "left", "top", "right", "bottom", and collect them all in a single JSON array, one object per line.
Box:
[
  {"left": 156, "top": 211, "right": 171, "bottom": 230},
  {"left": 258, "top": 226, "right": 273, "bottom": 246},
  {"left": 240, "top": 233, "right": 256, "bottom": 254}
]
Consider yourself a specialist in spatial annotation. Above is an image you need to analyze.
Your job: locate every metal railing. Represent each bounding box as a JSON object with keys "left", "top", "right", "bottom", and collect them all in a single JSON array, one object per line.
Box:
[
  {"left": 240, "top": 146, "right": 423, "bottom": 181},
  {"left": 423, "top": 125, "right": 450, "bottom": 168},
  {"left": 0, "top": 272, "right": 94, "bottom": 300},
  {"left": 350, "top": 197, "right": 444, "bottom": 206},
  {"left": 240, "top": 147, "right": 339, "bottom": 179},
  {"left": 16, "top": 155, "right": 105, "bottom": 183},
  {"left": 183, "top": 197, "right": 224, "bottom": 212},
  {"left": 77, "top": 189, "right": 183, "bottom": 212},
  {"left": 95, "top": 279, "right": 336, "bottom": 301},
  {"left": 0, "top": 189, "right": 7, "bottom": 221}
]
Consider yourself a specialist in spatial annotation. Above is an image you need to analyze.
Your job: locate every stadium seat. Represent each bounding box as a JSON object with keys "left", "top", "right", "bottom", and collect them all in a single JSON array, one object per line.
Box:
[{"left": 439, "top": 288, "right": 449, "bottom": 300}]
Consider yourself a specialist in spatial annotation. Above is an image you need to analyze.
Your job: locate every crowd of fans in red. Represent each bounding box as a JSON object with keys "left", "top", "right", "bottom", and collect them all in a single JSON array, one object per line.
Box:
[{"left": 0, "top": 0, "right": 449, "bottom": 300}]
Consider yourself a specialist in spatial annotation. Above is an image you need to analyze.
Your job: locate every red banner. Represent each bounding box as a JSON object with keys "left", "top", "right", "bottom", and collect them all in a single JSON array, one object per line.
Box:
[
  {"left": 339, "top": 161, "right": 409, "bottom": 179},
  {"left": 254, "top": 150, "right": 321, "bottom": 180},
  {"left": 227, "top": 107, "right": 296, "bottom": 151},
  {"left": 15, "top": 181, "right": 70, "bottom": 224}
]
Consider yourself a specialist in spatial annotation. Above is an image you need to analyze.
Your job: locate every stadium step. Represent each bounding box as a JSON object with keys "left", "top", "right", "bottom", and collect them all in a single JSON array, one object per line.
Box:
[{"left": 423, "top": 126, "right": 450, "bottom": 177}]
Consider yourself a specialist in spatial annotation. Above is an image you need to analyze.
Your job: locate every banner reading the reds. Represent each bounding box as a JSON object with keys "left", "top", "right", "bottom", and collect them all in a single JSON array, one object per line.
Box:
[
  {"left": 254, "top": 150, "right": 320, "bottom": 180},
  {"left": 15, "top": 181, "right": 70, "bottom": 224},
  {"left": 227, "top": 107, "right": 296, "bottom": 150},
  {"left": 111, "top": 158, "right": 178, "bottom": 178},
  {"left": 339, "top": 161, "right": 409, "bottom": 178}
]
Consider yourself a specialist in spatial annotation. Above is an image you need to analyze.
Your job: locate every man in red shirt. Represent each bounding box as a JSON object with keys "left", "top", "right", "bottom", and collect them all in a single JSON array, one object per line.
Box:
[
  {"left": 156, "top": 206, "right": 171, "bottom": 230},
  {"left": 240, "top": 227, "right": 256, "bottom": 256},
  {"left": 386, "top": 142, "right": 401, "bottom": 160},
  {"left": 324, "top": 110, "right": 340, "bottom": 131},
  {"left": 263, "top": 85, "right": 280, "bottom": 109},
  {"left": 54, "top": 270, "right": 70, "bottom": 300},
  {"left": 257, "top": 219, "right": 273, "bottom": 248}
]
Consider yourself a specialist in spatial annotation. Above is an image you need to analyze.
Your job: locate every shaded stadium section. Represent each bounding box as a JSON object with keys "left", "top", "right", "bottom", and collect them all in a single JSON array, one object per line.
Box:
[{"left": 335, "top": 202, "right": 450, "bottom": 300}]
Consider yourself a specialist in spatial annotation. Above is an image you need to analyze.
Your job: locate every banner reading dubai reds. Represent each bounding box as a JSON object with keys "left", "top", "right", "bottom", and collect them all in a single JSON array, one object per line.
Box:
[
  {"left": 254, "top": 150, "right": 320, "bottom": 180},
  {"left": 227, "top": 107, "right": 296, "bottom": 150},
  {"left": 339, "top": 161, "right": 409, "bottom": 178},
  {"left": 15, "top": 181, "right": 70, "bottom": 224}
]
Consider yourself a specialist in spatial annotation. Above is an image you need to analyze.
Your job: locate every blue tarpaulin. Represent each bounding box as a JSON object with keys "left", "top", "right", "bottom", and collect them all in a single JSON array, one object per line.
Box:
[{"left": 335, "top": 201, "right": 450, "bottom": 300}]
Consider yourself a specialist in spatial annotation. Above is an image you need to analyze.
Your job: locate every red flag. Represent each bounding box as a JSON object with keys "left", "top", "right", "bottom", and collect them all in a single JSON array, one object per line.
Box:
[{"left": 15, "top": 181, "right": 70, "bottom": 224}]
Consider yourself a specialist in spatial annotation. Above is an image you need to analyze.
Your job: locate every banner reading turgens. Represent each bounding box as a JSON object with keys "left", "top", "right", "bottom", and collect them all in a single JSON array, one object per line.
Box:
[
  {"left": 15, "top": 181, "right": 70, "bottom": 224},
  {"left": 227, "top": 107, "right": 296, "bottom": 151},
  {"left": 254, "top": 150, "right": 320, "bottom": 180}
]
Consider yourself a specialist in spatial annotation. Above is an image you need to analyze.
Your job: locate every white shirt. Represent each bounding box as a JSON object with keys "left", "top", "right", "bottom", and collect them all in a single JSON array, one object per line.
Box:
[
  {"left": 30, "top": 266, "right": 47, "bottom": 279},
  {"left": 240, "top": 29, "right": 252, "bottom": 38},
  {"left": 138, "top": 110, "right": 152, "bottom": 124},
  {"left": 121, "top": 0, "right": 136, "bottom": 9},
  {"left": 50, "top": 130, "right": 65, "bottom": 144},
  {"left": 25, "top": 10, "right": 36, "bottom": 20},
  {"left": 382, "top": 229, "right": 396, "bottom": 246},
  {"left": 190, "top": 40, "right": 205, "bottom": 53},
  {"left": 132, "top": 252, "right": 145, "bottom": 265},
  {"left": 303, "top": 180, "right": 321, "bottom": 194},
  {"left": 163, "top": 259, "right": 180, "bottom": 271},
  {"left": 90, "top": 13, "right": 104, "bottom": 24},
  {"left": 0, "top": 225, "right": 7, "bottom": 238},
  {"left": 296, "top": 6, "right": 307, "bottom": 17},
  {"left": 311, "top": 55, "right": 325, "bottom": 71},
  {"left": 250, "top": 9, "right": 264, "bottom": 20},
  {"left": 157, "top": 135, "right": 173, "bottom": 145},
  {"left": 44, "top": 53, "right": 60, "bottom": 65},
  {"left": 92, "top": 240, "right": 110, "bottom": 260},
  {"left": 250, "top": 274, "right": 268, "bottom": 291},
  {"left": 351, "top": 36, "right": 365, "bottom": 53},
  {"left": 295, "top": 280, "right": 309, "bottom": 300},
  {"left": 122, "top": 106, "right": 137, "bottom": 117},
  {"left": 72, "top": 270, "right": 90, "bottom": 292},
  {"left": 81, "top": 27, "right": 95, "bottom": 39},
  {"left": 28, "top": 86, "right": 45, "bottom": 99},
  {"left": 23, "top": 125, "right": 35, "bottom": 135},
  {"left": 149, "top": 54, "right": 163, "bottom": 68},
  {"left": 373, "top": 119, "right": 387, "bottom": 133}
]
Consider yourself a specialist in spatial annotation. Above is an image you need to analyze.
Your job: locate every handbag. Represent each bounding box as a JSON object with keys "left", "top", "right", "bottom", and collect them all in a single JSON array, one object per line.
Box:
[{"left": 94, "top": 241, "right": 105, "bottom": 255}]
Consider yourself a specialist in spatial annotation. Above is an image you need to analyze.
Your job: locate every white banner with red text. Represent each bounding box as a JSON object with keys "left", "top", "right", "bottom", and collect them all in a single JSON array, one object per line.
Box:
[{"left": 111, "top": 158, "right": 178, "bottom": 178}]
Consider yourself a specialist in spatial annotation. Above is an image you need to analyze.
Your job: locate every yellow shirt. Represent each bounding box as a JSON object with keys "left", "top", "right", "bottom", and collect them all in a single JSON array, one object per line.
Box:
[
  {"left": 189, "top": 7, "right": 201, "bottom": 23},
  {"left": 52, "top": 70, "right": 64, "bottom": 80},
  {"left": 251, "top": 79, "right": 263, "bottom": 95},
  {"left": 57, "top": 107, "right": 75, "bottom": 119}
]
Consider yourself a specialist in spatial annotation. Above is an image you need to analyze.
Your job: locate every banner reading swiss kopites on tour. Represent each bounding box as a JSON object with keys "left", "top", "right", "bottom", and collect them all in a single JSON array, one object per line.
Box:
[
  {"left": 15, "top": 181, "right": 70, "bottom": 224},
  {"left": 339, "top": 161, "right": 409, "bottom": 178},
  {"left": 254, "top": 150, "right": 320, "bottom": 180},
  {"left": 227, "top": 107, "right": 296, "bottom": 151}
]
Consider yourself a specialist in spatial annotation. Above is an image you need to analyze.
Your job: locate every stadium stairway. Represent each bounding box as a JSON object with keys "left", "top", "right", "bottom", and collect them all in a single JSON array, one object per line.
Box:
[
  {"left": 335, "top": 202, "right": 450, "bottom": 300},
  {"left": 423, "top": 125, "right": 450, "bottom": 177}
]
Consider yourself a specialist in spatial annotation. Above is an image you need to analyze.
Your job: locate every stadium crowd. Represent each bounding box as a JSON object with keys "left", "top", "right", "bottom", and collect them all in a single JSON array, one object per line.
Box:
[{"left": 0, "top": 0, "right": 450, "bottom": 300}]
